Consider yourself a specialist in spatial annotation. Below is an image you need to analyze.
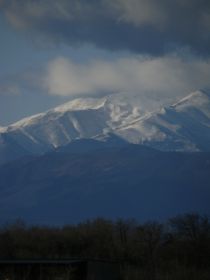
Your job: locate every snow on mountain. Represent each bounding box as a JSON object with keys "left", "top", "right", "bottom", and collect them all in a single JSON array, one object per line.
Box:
[
  {"left": 116, "top": 90, "right": 210, "bottom": 151},
  {"left": 0, "top": 96, "right": 142, "bottom": 157},
  {"left": 0, "top": 90, "right": 210, "bottom": 164}
]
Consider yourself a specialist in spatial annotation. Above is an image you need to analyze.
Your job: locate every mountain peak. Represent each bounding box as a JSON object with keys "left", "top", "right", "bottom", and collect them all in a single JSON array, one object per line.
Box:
[
  {"left": 53, "top": 97, "right": 108, "bottom": 113},
  {"left": 6, "top": 97, "right": 109, "bottom": 131}
]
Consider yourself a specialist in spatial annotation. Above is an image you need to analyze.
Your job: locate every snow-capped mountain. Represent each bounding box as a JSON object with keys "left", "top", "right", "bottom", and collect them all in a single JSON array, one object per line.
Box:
[
  {"left": 0, "top": 96, "right": 142, "bottom": 163},
  {"left": 0, "top": 90, "right": 210, "bottom": 164}
]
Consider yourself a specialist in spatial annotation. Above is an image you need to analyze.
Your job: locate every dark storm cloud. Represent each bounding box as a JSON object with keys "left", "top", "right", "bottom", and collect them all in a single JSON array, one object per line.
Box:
[{"left": 1, "top": 0, "right": 210, "bottom": 55}]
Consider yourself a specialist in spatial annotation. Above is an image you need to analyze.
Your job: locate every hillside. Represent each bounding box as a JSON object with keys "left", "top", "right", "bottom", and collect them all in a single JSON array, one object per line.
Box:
[{"left": 0, "top": 141, "right": 209, "bottom": 224}]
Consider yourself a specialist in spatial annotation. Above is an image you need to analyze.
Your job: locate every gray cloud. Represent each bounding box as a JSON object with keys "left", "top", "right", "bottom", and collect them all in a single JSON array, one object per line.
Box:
[
  {"left": 0, "top": 68, "right": 44, "bottom": 96},
  {"left": 0, "top": 83, "right": 20, "bottom": 96},
  {"left": 109, "top": 0, "right": 167, "bottom": 27},
  {"left": 1, "top": 0, "right": 210, "bottom": 55},
  {"left": 2, "top": 53, "right": 210, "bottom": 112}
]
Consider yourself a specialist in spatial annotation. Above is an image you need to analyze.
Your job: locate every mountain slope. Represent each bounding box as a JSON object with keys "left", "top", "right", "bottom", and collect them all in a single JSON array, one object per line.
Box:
[
  {"left": 0, "top": 142, "right": 209, "bottom": 224},
  {"left": 116, "top": 90, "right": 210, "bottom": 151},
  {"left": 0, "top": 133, "right": 31, "bottom": 165}
]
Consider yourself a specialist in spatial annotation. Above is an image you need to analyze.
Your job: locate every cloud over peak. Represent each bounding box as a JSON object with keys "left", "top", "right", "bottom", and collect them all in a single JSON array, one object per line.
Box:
[{"left": 43, "top": 54, "right": 210, "bottom": 103}]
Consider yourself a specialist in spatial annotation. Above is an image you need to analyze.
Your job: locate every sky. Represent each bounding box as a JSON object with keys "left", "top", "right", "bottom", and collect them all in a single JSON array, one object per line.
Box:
[{"left": 0, "top": 0, "right": 210, "bottom": 125}]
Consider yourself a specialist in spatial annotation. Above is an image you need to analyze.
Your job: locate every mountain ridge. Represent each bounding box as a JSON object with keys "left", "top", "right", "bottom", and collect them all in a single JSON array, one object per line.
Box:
[{"left": 0, "top": 90, "right": 210, "bottom": 164}]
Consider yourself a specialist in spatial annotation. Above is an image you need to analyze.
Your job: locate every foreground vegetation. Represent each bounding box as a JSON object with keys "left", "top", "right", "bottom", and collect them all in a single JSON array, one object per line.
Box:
[{"left": 0, "top": 213, "right": 210, "bottom": 279}]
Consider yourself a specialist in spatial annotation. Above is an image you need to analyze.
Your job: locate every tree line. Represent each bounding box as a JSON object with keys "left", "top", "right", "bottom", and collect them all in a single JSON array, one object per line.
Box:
[{"left": 0, "top": 213, "right": 210, "bottom": 279}]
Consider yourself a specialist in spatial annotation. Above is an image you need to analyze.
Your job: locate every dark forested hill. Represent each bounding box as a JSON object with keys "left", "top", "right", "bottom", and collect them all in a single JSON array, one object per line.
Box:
[{"left": 0, "top": 140, "right": 210, "bottom": 225}]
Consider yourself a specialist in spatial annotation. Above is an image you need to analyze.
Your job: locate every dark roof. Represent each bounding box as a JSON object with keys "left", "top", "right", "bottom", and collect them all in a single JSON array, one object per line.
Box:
[
  {"left": 0, "top": 259, "right": 118, "bottom": 265},
  {"left": 0, "top": 260, "right": 84, "bottom": 265}
]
